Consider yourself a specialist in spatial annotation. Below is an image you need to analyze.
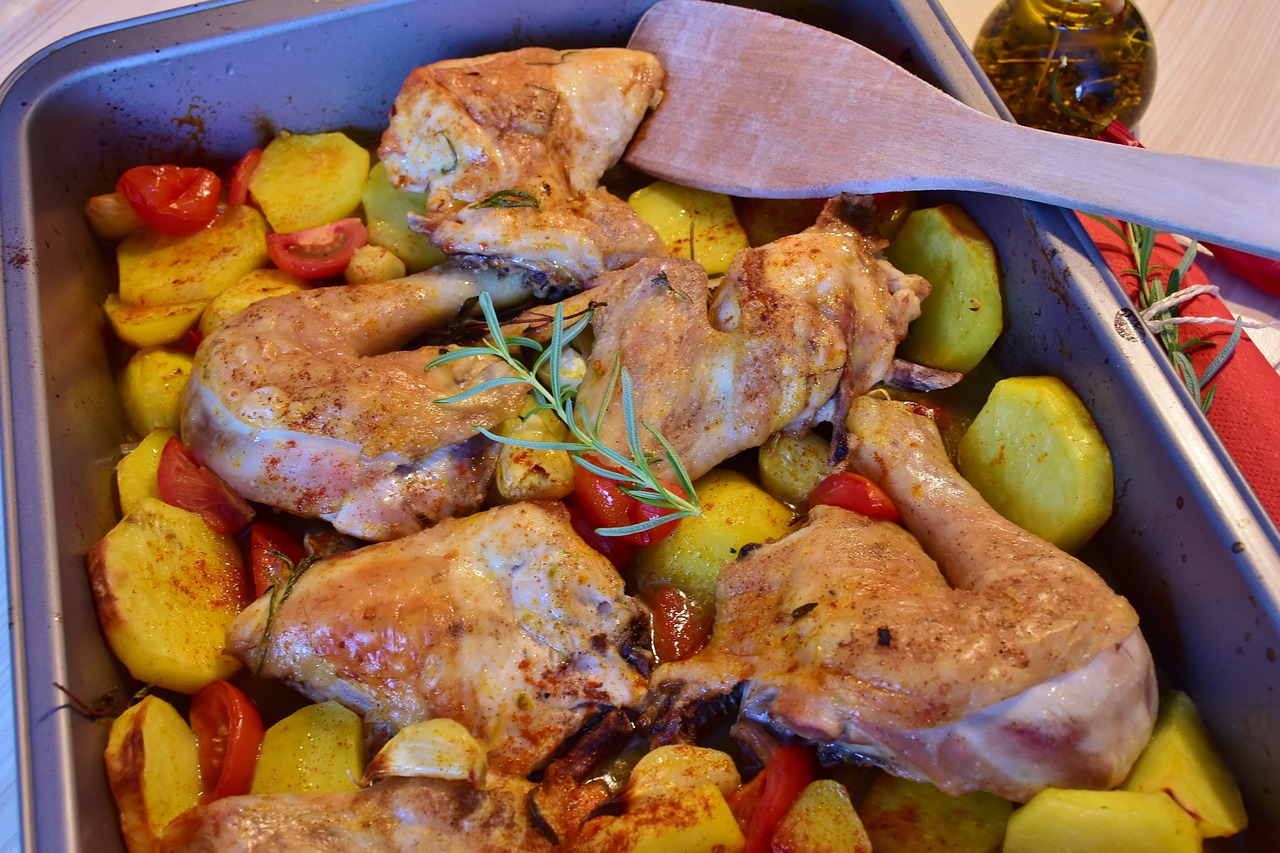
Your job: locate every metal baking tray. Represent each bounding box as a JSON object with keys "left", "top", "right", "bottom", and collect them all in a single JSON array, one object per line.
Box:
[{"left": 3, "top": 0, "right": 1279, "bottom": 848}]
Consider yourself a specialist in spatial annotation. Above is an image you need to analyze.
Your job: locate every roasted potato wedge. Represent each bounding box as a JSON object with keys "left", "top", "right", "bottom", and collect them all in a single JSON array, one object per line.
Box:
[
  {"left": 104, "top": 695, "right": 201, "bottom": 853},
  {"left": 249, "top": 132, "right": 370, "bottom": 233},
  {"left": 87, "top": 498, "right": 249, "bottom": 693},
  {"left": 250, "top": 701, "right": 364, "bottom": 795},
  {"left": 1004, "top": 788, "right": 1200, "bottom": 853}
]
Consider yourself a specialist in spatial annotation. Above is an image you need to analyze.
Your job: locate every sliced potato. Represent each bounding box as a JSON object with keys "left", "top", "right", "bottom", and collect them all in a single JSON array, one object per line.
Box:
[
  {"left": 104, "top": 293, "right": 205, "bottom": 349},
  {"left": 957, "top": 375, "right": 1114, "bottom": 552},
  {"left": 104, "top": 694, "right": 202, "bottom": 852},
  {"left": 362, "top": 718, "right": 488, "bottom": 787},
  {"left": 1004, "top": 788, "right": 1200, "bottom": 853},
  {"left": 757, "top": 431, "right": 832, "bottom": 507},
  {"left": 116, "top": 428, "right": 174, "bottom": 515},
  {"left": 631, "top": 469, "right": 795, "bottom": 610},
  {"left": 772, "top": 780, "right": 872, "bottom": 853},
  {"left": 362, "top": 160, "right": 445, "bottom": 271},
  {"left": 575, "top": 745, "right": 744, "bottom": 853},
  {"left": 344, "top": 244, "right": 407, "bottom": 284},
  {"left": 117, "top": 204, "right": 269, "bottom": 307},
  {"left": 198, "top": 268, "right": 309, "bottom": 336},
  {"left": 118, "top": 347, "right": 193, "bottom": 435},
  {"left": 628, "top": 180, "right": 749, "bottom": 275},
  {"left": 1123, "top": 690, "right": 1248, "bottom": 838},
  {"left": 250, "top": 132, "right": 370, "bottom": 233},
  {"left": 87, "top": 498, "right": 249, "bottom": 693},
  {"left": 119, "top": 348, "right": 194, "bottom": 437},
  {"left": 251, "top": 700, "right": 364, "bottom": 795},
  {"left": 858, "top": 772, "right": 1011, "bottom": 853},
  {"left": 887, "top": 203, "right": 1002, "bottom": 373}
]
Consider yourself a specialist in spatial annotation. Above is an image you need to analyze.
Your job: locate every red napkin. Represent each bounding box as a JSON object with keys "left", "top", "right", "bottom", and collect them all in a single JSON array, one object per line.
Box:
[{"left": 1078, "top": 214, "right": 1280, "bottom": 527}]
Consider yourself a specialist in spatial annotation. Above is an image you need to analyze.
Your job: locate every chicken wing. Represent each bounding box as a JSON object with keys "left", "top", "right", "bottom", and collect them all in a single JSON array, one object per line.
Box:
[
  {"left": 649, "top": 396, "right": 1156, "bottom": 801},
  {"left": 225, "top": 501, "right": 650, "bottom": 776}
]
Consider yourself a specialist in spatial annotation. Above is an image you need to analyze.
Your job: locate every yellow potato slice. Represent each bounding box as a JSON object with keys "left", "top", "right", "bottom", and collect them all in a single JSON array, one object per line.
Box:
[
  {"left": 773, "top": 780, "right": 872, "bottom": 853},
  {"left": 887, "top": 203, "right": 1002, "bottom": 374},
  {"left": 103, "top": 293, "right": 204, "bottom": 349},
  {"left": 1004, "top": 788, "right": 1200, "bottom": 853},
  {"left": 87, "top": 498, "right": 249, "bottom": 693},
  {"left": 198, "top": 268, "right": 309, "bottom": 336},
  {"left": 117, "top": 204, "right": 269, "bottom": 307},
  {"left": 957, "top": 375, "right": 1114, "bottom": 552},
  {"left": 251, "top": 700, "right": 365, "bottom": 795},
  {"left": 249, "top": 132, "right": 370, "bottom": 233},
  {"left": 116, "top": 428, "right": 174, "bottom": 516},
  {"left": 1123, "top": 690, "right": 1248, "bottom": 838},
  {"left": 118, "top": 348, "right": 194, "bottom": 437},
  {"left": 628, "top": 180, "right": 749, "bottom": 276},
  {"left": 104, "top": 695, "right": 201, "bottom": 851},
  {"left": 859, "top": 773, "right": 1011, "bottom": 853},
  {"left": 631, "top": 469, "right": 795, "bottom": 611}
]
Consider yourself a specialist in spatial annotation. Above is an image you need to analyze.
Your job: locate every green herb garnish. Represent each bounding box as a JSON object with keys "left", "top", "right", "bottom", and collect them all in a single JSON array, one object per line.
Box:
[
  {"left": 426, "top": 291, "right": 701, "bottom": 537},
  {"left": 254, "top": 551, "right": 320, "bottom": 674},
  {"left": 471, "top": 189, "right": 541, "bottom": 210},
  {"left": 437, "top": 131, "right": 458, "bottom": 175},
  {"left": 1092, "top": 217, "right": 1242, "bottom": 413}
]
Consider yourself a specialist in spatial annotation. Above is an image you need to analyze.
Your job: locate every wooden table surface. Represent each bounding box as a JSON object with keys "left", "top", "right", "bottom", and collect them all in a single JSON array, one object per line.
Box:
[{"left": 1, "top": 0, "right": 1277, "bottom": 848}]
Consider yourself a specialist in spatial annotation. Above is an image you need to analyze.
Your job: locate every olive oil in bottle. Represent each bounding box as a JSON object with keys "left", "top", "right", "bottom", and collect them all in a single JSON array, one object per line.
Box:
[{"left": 972, "top": 0, "right": 1156, "bottom": 136}]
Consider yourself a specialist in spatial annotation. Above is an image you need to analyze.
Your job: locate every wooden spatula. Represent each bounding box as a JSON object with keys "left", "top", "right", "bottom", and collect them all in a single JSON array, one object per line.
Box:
[{"left": 624, "top": 0, "right": 1280, "bottom": 258}]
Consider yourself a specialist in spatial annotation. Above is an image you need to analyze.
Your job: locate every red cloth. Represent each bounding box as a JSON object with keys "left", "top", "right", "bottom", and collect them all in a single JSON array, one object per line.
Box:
[{"left": 1078, "top": 214, "right": 1280, "bottom": 527}]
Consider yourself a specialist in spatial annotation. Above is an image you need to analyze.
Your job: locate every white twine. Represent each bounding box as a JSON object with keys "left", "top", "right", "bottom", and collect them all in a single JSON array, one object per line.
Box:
[{"left": 1141, "top": 283, "right": 1280, "bottom": 334}]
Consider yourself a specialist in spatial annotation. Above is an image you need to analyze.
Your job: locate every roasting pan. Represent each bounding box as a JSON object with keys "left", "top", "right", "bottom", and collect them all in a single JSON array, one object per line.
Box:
[{"left": 3, "top": 0, "right": 1278, "bottom": 848}]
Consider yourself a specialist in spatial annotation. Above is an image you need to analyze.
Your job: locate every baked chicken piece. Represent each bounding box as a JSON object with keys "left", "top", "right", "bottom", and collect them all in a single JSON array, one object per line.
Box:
[
  {"left": 160, "top": 776, "right": 553, "bottom": 852},
  {"left": 225, "top": 501, "right": 650, "bottom": 776},
  {"left": 511, "top": 195, "right": 929, "bottom": 480},
  {"left": 648, "top": 396, "right": 1157, "bottom": 802},
  {"left": 380, "top": 46, "right": 667, "bottom": 288}
]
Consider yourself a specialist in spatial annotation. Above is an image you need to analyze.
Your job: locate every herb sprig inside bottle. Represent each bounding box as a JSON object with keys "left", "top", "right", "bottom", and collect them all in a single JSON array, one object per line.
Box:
[{"left": 426, "top": 291, "right": 702, "bottom": 537}]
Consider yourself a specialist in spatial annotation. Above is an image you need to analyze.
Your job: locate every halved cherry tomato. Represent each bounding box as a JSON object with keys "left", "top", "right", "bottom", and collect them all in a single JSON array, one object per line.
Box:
[
  {"left": 729, "top": 744, "right": 817, "bottom": 853},
  {"left": 571, "top": 458, "right": 685, "bottom": 546},
  {"left": 116, "top": 165, "right": 222, "bottom": 236},
  {"left": 189, "top": 680, "right": 264, "bottom": 802},
  {"left": 248, "top": 519, "right": 306, "bottom": 598},
  {"left": 266, "top": 217, "right": 368, "bottom": 279},
  {"left": 157, "top": 437, "right": 255, "bottom": 535},
  {"left": 227, "top": 148, "right": 262, "bottom": 207},
  {"left": 566, "top": 496, "right": 636, "bottom": 568},
  {"left": 806, "top": 471, "right": 900, "bottom": 524},
  {"left": 648, "top": 583, "right": 712, "bottom": 663}
]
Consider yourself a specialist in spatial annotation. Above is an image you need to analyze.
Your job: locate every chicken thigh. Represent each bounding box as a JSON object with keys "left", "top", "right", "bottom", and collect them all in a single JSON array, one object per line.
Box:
[
  {"left": 380, "top": 47, "right": 667, "bottom": 287},
  {"left": 225, "top": 501, "right": 650, "bottom": 776},
  {"left": 649, "top": 396, "right": 1156, "bottom": 801}
]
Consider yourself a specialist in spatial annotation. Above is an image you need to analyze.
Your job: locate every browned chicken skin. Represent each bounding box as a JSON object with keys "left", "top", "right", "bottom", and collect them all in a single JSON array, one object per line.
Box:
[
  {"left": 511, "top": 195, "right": 929, "bottom": 480},
  {"left": 649, "top": 397, "right": 1156, "bottom": 801},
  {"left": 379, "top": 47, "right": 667, "bottom": 286},
  {"left": 225, "top": 501, "right": 650, "bottom": 776},
  {"left": 160, "top": 776, "right": 553, "bottom": 852}
]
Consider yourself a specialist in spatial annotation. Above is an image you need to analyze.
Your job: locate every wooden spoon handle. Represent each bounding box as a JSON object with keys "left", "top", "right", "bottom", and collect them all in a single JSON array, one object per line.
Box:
[{"left": 948, "top": 122, "right": 1280, "bottom": 257}]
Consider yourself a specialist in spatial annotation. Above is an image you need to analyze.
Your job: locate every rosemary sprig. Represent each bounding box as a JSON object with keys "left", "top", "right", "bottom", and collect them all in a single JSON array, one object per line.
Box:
[
  {"left": 425, "top": 292, "right": 702, "bottom": 536},
  {"left": 1092, "top": 216, "right": 1242, "bottom": 413},
  {"left": 254, "top": 551, "right": 319, "bottom": 675}
]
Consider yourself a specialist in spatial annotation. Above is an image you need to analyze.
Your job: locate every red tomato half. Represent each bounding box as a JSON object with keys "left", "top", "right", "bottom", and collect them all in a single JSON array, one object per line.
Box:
[
  {"left": 227, "top": 148, "right": 262, "bottom": 207},
  {"left": 648, "top": 584, "right": 712, "bottom": 663},
  {"left": 571, "top": 459, "right": 685, "bottom": 547},
  {"left": 189, "top": 680, "right": 264, "bottom": 802},
  {"left": 730, "top": 744, "right": 817, "bottom": 853},
  {"left": 157, "top": 438, "right": 255, "bottom": 535},
  {"left": 806, "top": 471, "right": 901, "bottom": 524},
  {"left": 266, "top": 218, "right": 368, "bottom": 279},
  {"left": 248, "top": 520, "right": 306, "bottom": 598},
  {"left": 116, "top": 165, "right": 222, "bottom": 236},
  {"left": 566, "top": 495, "right": 636, "bottom": 568}
]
